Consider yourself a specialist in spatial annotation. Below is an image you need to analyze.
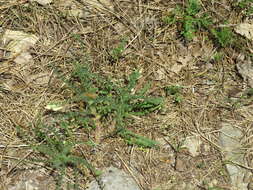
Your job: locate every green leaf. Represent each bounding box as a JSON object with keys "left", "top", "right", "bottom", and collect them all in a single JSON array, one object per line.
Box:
[{"left": 186, "top": 0, "right": 201, "bottom": 15}]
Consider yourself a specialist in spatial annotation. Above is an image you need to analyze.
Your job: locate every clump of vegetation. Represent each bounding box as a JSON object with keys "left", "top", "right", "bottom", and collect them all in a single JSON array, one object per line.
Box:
[
  {"left": 64, "top": 63, "right": 163, "bottom": 148},
  {"left": 162, "top": 0, "right": 212, "bottom": 40},
  {"left": 211, "top": 27, "right": 235, "bottom": 47},
  {"left": 110, "top": 38, "right": 127, "bottom": 61},
  {"left": 16, "top": 121, "right": 99, "bottom": 190},
  {"left": 14, "top": 58, "right": 164, "bottom": 189},
  {"left": 162, "top": 6, "right": 182, "bottom": 25},
  {"left": 16, "top": 63, "right": 163, "bottom": 189},
  {"left": 164, "top": 85, "right": 183, "bottom": 103},
  {"left": 235, "top": 0, "right": 253, "bottom": 16},
  {"left": 162, "top": 0, "right": 237, "bottom": 48},
  {"left": 212, "top": 52, "right": 224, "bottom": 62},
  {"left": 246, "top": 88, "right": 253, "bottom": 97},
  {"left": 34, "top": 124, "right": 100, "bottom": 189}
]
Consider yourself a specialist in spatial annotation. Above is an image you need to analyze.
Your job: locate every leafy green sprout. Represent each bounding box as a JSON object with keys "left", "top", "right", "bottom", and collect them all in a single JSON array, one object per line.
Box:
[
  {"left": 246, "top": 6, "right": 253, "bottom": 15},
  {"left": 162, "top": 6, "right": 182, "bottom": 25},
  {"left": 26, "top": 58, "right": 163, "bottom": 189},
  {"left": 181, "top": 15, "right": 198, "bottom": 40},
  {"left": 14, "top": 122, "right": 101, "bottom": 190},
  {"left": 211, "top": 27, "right": 235, "bottom": 47},
  {"left": 162, "top": 0, "right": 212, "bottom": 40},
  {"left": 164, "top": 85, "right": 183, "bottom": 103},
  {"left": 110, "top": 39, "right": 127, "bottom": 61},
  {"left": 213, "top": 52, "right": 224, "bottom": 62},
  {"left": 33, "top": 123, "right": 101, "bottom": 176},
  {"left": 65, "top": 63, "right": 163, "bottom": 148},
  {"left": 186, "top": 0, "right": 201, "bottom": 15},
  {"left": 246, "top": 88, "right": 253, "bottom": 97},
  {"left": 236, "top": 0, "right": 253, "bottom": 15}
]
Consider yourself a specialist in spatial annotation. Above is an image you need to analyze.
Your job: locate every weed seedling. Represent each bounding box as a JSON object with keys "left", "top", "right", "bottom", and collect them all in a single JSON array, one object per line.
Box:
[
  {"left": 164, "top": 85, "right": 183, "bottom": 103},
  {"left": 212, "top": 52, "right": 224, "bottom": 62},
  {"left": 186, "top": 0, "right": 201, "bottom": 15},
  {"left": 236, "top": 0, "right": 253, "bottom": 16},
  {"left": 246, "top": 88, "right": 253, "bottom": 97},
  {"left": 65, "top": 63, "right": 163, "bottom": 148},
  {"left": 162, "top": 0, "right": 212, "bottom": 40},
  {"left": 162, "top": 6, "right": 182, "bottom": 25},
  {"left": 14, "top": 120, "right": 100, "bottom": 190},
  {"left": 240, "top": 88, "right": 253, "bottom": 101},
  {"left": 23, "top": 56, "right": 163, "bottom": 189},
  {"left": 211, "top": 27, "right": 235, "bottom": 47},
  {"left": 110, "top": 38, "right": 127, "bottom": 61}
]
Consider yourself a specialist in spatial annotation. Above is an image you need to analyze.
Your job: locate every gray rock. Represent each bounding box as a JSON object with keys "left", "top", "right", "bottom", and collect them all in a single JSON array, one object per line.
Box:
[
  {"left": 7, "top": 169, "right": 55, "bottom": 190},
  {"left": 87, "top": 167, "right": 140, "bottom": 190},
  {"left": 219, "top": 123, "right": 251, "bottom": 190},
  {"left": 181, "top": 135, "right": 202, "bottom": 157},
  {"left": 29, "top": 0, "right": 53, "bottom": 5},
  {"left": 236, "top": 57, "right": 253, "bottom": 88}
]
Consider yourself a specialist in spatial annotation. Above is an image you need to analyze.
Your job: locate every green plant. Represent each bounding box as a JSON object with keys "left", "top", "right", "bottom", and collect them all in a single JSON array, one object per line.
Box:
[
  {"left": 186, "top": 0, "right": 201, "bottom": 15},
  {"left": 65, "top": 63, "right": 163, "bottom": 147},
  {"left": 15, "top": 121, "right": 100, "bottom": 190},
  {"left": 196, "top": 161, "right": 205, "bottom": 169},
  {"left": 162, "top": 6, "right": 182, "bottom": 25},
  {"left": 20, "top": 49, "right": 163, "bottom": 189},
  {"left": 164, "top": 85, "right": 183, "bottom": 103},
  {"left": 237, "top": 0, "right": 252, "bottom": 8},
  {"left": 32, "top": 123, "right": 101, "bottom": 189},
  {"left": 239, "top": 88, "right": 253, "bottom": 102},
  {"left": 162, "top": 0, "right": 212, "bottom": 40},
  {"left": 110, "top": 39, "right": 127, "bottom": 61},
  {"left": 247, "top": 6, "right": 253, "bottom": 15},
  {"left": 213, "top": 52, "right": 224, "bottom": 62},
  {"left": 246, "top": 88, "right": 253, "bottom": 97},
  {"left": 181, "top": 15, "right": 198, "bottom": 40},
  {"left": 236, "top": 0, "right": 253, "bottom": 16},
  {"left": 211, "top": 27, "right": 235, "bottom": 47}
]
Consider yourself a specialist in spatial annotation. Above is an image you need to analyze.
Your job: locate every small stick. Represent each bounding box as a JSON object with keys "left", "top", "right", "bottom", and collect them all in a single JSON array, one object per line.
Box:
[{"left": 6, "top": 150, "right": 33, "bottom": 176}]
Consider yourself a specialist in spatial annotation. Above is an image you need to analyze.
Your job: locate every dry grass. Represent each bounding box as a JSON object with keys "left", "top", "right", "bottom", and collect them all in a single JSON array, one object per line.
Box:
[{"left": 0, "top": 0, "right": 253, "bottom": 190}]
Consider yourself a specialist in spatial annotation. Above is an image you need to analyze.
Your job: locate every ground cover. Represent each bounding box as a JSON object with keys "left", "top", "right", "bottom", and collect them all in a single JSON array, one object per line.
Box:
[{"left": 0, "top": 0, "right": 253, "bottom": 189}]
